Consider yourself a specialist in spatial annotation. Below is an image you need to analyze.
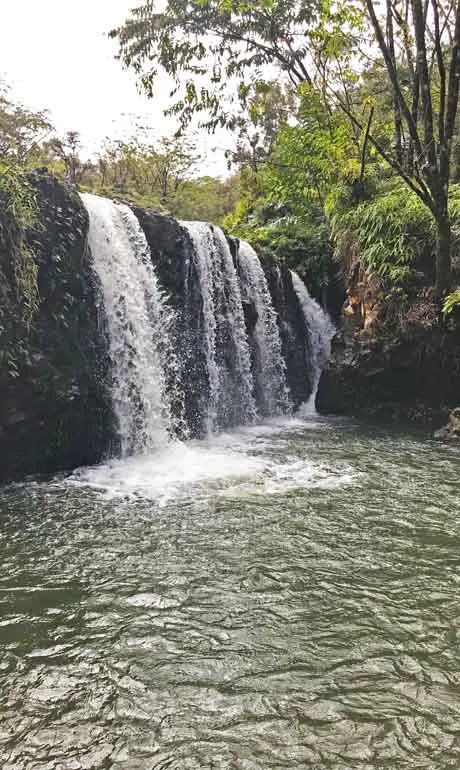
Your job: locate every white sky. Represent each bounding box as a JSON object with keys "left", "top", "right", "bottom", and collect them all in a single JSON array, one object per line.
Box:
[{"left": 0, "top": 0, "right": 229, "bottom": 175}]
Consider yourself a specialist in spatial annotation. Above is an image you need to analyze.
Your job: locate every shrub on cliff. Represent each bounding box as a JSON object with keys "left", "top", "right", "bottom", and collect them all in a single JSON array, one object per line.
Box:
[
  {"left": 0, "top": 82, "right": 49, "bottom": 376},
  {"left": 330, "top": 182, "right": 460, "bottom": 285},
  {"left": 0, "top": 170, "right": 40, "bottom": 378}
]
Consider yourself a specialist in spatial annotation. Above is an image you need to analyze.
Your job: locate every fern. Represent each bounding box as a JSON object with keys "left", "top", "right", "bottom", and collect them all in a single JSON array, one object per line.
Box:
[
  {"left": 331, "top": 182, "right": 434, "bottom": 280},
  {"left": 442, "top": 290, "right": 460, "bottom": 316}
]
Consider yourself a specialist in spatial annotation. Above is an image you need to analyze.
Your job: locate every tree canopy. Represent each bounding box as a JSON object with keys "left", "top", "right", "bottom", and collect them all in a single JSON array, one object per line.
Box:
[
  {"left": 111, "top": 0, "right": 460, "bottom": 293},
  {"left": 109, "top": 0, "right": 328, "bottom": 130}
]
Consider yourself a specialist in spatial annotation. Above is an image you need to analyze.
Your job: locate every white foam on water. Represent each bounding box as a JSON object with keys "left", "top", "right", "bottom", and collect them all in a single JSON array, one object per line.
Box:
[
  {"left": 67, "top": 440, "right": 265, "bottom": 505},
  {"left": 260, "top": 459, "right": 357, "bottom": 495},
  {"left": 66, "top": 419, "right": 358, "bottom": 505}
]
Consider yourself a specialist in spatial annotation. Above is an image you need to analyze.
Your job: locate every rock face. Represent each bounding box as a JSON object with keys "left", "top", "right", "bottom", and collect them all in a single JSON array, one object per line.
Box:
[
  {"left": 133, "top": 208, "right": 210, "bottom": 436},
  {"left": 0, "top": 181, "right": 316, "bottom": 480},
  {"left": 434, "top": 408, "right": 460, "bottom": 440},
  {"left": 0, "top": 174, "right": 115, "bottom": 481},
  {"left": 265, "top": 262, "right": 313, "bottom": 406},
  {"left": 317, "top": 262, "right": 460, "bottom": 424},
  {"left": 135, "top": 213, "right": 314, "bottom": 428}
]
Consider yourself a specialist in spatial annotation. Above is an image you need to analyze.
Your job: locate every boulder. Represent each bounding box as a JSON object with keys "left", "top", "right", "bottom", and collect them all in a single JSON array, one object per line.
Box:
[{"left": 434, "top": 407, "right": 460, "bottom": 440}]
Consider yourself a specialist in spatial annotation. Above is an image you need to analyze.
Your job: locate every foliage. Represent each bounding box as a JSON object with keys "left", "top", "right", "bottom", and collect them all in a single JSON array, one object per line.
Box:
[
  {"left": 111, "top": 0, "right": 460, "bottom": 292},
  {"left": 172, "top": 175, "right": 238, "bottom": 221},
  {"left": 77, "top": 134, "right": 198, "bottom": 212},
  {"left": 0, "top": 82, "right": 52, "bottom": 162},
  {"left": 442, "top": 290, "right": 460, "bottom": 316},
  {"left": 248, "top": 214, "right": 335, "bottom": 290},
  {"left": 223, "top": 164, "right": 338, "bottom": 303},
  {"left": 225, "top": 81, "right": 296, "bottom": 171},
  {"left": 0, "top": 81, "right": 49, "bottom": 232},
  {"left": 0, "top": 83, "right": 44, "bottom": 375},
  {"left": 110, "top": 0, "right": 323, "bottom": 131},
  {"left": 43, "top": 132, "right": 89, "bottom": 184},
  {"left": 330, "top": 183, "right": 435, "bottom": 281},
  {"left": 0, "top": 170, "right": 40, "bottom": 377},
  {"left": 265, "top": 87, "right": 361, "bottom": 209},
  {"left": 327, "top": 182, "right": 460, "bottom": 284}
]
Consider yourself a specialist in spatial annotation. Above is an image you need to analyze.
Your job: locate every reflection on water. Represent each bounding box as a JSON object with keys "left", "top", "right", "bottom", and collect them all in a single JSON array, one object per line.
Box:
[{"left": 1, "top": 417, "right": 460, "bottom": 769}]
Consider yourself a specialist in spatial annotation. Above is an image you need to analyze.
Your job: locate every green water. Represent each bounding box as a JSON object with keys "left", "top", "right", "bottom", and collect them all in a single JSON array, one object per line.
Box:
[{"left": 1, "top": 417, "right": 460, "bottom": 769}]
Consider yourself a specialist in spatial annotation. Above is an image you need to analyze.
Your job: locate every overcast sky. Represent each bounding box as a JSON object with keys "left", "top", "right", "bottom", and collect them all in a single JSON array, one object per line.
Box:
[{"left": 0, "top": 0, "right": 229, "bottom": 175}]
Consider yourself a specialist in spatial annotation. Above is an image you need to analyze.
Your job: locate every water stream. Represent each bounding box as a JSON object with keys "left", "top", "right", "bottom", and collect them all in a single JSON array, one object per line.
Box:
[
  {"left": 291, "top": 270, "right": 336, "bottom": 413},
  {"left": 181, "top": 222, "right": 257, "bottom": 433},
  {"left": 82, "top": 193, "right": 174, "bottom": 455},
  {"left": 1, "top": 200, "right": 458, "bottom": 769},
  {"left": 1, "top": 418, "right": 460, "bottom": 769},
  {"left": 238, "top": 240, "right": 291, "bottom": 416}
]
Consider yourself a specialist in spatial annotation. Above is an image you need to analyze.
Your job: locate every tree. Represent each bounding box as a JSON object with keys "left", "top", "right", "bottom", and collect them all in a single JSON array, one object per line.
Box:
[
  {"left": 0, "top": 82, "right": 52, "bottom": 162},
  {"left": 0, "top": 82, "right": 49, "bottom": 365},
  {"left": 153, "top": 136, "right": 198, "bottom": 204},
  {"left": 225, "top": 80, "right": 296, "bottom": 172},
  {"left": 46, "top": 131, "right": 86, "bottom": 184},
  {"left": 0, "top": 80, "right": 53, "bottom": 232},
  {"left": 171, "top": 174, "right": 239, "bottom": 220},
  {"left": 265, "top": 86, "right": 358, "bottom": 209},
  {"left": 112, "top": 0, "right": 460, "bottom": 293},
  {"left": 88, "top": 134, "right": 198, "bottom": 210},
  {"left": 109, "top": 0, "right": 323, "bottom": 131},
  {"left": 358, "top": 0, "right": 460, "bottom": 292}
]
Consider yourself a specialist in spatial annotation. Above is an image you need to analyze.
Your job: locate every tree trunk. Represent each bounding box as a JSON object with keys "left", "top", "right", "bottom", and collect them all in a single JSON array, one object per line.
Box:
[
  {"left": 435, "top": 211, "right": 452, "bottom": 293},
  {"left": 386, "top": 0, "right": 403, "bottom": 166}
]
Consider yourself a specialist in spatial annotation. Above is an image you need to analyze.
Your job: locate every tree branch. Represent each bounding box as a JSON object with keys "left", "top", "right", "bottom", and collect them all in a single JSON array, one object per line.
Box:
[
  {"left": 366, "top": 0, "right": 424, "bottom": 159},
  {"left": 445, "top": 0, "right": 460, "bottom": 144},
  {"left": 411, "top": 0, "right": 437, "bottom": 173},
  {"left": 431, "top": 0, "right": 447, "bottom": 144},
  {"left": 332, "top": 87, "right": 433, "bottom": 208},
  {"left": 360, "top": 106, "right": 375, "bottom": 182}
]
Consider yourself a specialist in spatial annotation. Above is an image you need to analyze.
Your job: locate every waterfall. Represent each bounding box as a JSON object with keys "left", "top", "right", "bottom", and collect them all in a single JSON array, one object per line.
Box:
[
  {"left": 238, "top": 241, "right": 291, "bottom": 416},
  {"left": 81, "top": 193, "right": 174, "bottom": 456},
  {"left": 290, "top": 271, "right": 335, "bottom": 413},
  {"left": 180, "top": 222, "right": 256, "bottom": 433},
  {"left": 78, "top": 195, "right": 330, "bottom": 453}
]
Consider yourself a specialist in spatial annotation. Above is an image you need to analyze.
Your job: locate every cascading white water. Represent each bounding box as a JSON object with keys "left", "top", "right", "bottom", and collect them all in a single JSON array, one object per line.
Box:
[
  {"left": 238, "top": 240, "right": 291, "bottom": 416},
  {"left": 290, "top": 270, "right": 335, "bottom": 413},
  {"left": 180, "top": 222, "right": 256, "bottom": 432},
  {"left": 81, "top": 193, "right": 174, "bottom": 456},
  {"left": 79, "top": 194, "right": 331, "bottom": 451}
]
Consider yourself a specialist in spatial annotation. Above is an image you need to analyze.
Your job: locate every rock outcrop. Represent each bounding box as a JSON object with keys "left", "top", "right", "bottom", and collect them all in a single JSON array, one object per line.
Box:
[
  {"left": 317, "top": 259, "right": 460, "bottom": 424},
  {"left": 265, "top": 261, "right": 313, "bottom": 406},
  {"left": 434, "top": 407, "right": 460, "bottom": 440},
  {"left": 0, "top": 174, "right": 115, "bottom": 481},
  {"left": 0, "top": 179, "right": 316, "bottom": 480},
  {"left": 133, "top": 207, "right": 209, "bottom": 436}
]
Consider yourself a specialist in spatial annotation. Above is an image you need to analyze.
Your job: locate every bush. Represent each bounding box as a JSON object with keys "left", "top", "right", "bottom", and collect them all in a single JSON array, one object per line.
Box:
[
  {"left": 330, "top": 181, "right": 436, "bottom": 282},
  {"left": 443, "top": 289, "right": 460, "bottom": 316},
  {"left": 0, "top": 166, "right": 40, "bottom": 377}
]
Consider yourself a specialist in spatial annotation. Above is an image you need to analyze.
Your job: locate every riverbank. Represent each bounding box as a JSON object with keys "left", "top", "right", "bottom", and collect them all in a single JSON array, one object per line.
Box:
[{"left": 317, "top": 262, "right": 460, "bottom": 428}]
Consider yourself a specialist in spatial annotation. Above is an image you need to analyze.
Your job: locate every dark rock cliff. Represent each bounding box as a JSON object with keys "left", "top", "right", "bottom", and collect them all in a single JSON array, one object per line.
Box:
[
  {"left": 265, "top": 262, "right": 313, "bottom": 407},
  {"left": 0, "top": 174, "right": 114, "bottom": 481},
  {"left": 317, "top": 262, "right": 460, "bottom": 424},
  {"left": 0, "top": 178, "right": 316, "bottom": 480},
  {"left": 133, "top": 208, "right": 210, "bottom": 437},
  {"left": 135, "top": 214, "right": 314, "bottom": 430}
]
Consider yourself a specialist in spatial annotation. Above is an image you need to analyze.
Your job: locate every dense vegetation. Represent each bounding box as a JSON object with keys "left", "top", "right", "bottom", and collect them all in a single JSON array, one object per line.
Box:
[
  {"left": 110, "top": 0, "right": 460, "bottom": 304},
  {"left": 3, "top": 0, "right": 460, "bottom": 321}
]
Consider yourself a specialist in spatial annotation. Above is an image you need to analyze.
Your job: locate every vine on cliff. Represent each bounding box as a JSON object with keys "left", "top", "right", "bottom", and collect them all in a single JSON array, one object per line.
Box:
[{"left": 0, "top": 165, "right": 40, "bottom": 377}]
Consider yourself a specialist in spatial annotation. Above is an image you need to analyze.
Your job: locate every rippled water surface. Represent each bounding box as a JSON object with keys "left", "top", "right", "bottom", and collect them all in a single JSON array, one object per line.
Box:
[{"left": 2, "top": 417, "right": 460, "bottom": 769}]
